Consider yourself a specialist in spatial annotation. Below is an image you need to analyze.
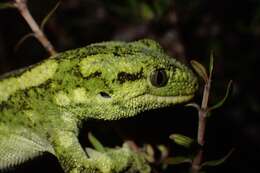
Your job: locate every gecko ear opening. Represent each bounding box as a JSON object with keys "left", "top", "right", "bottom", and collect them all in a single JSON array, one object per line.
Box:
[{"left": 99, "top": 92, "right": 111, "bottom": 98}]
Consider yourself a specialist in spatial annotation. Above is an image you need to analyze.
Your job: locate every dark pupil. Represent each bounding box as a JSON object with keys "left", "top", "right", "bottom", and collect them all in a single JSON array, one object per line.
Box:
[{"left": 150, "top": 69, "right": 168, "bottom": 87}]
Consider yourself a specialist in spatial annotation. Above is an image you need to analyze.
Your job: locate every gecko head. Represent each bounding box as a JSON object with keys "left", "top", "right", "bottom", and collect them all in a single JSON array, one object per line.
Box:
[{"left": 55, "top": 39, "right": 198, "bottom": 120}]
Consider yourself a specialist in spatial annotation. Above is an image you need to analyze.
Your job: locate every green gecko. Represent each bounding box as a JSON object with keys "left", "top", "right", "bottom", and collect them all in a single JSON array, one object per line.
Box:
[{"left": 0, "top": 39, "right": 198, "bottom": 173}]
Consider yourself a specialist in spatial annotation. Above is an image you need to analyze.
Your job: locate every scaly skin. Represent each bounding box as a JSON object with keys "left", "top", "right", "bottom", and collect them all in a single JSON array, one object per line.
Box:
[{"left": 0, "top": 39, "right": 198, "bottom": 173}]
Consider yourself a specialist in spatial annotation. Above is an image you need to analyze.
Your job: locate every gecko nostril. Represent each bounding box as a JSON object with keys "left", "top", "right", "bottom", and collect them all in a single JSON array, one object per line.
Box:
[{"left": 99, "top": 92, "right": 111, "bottom": 98}]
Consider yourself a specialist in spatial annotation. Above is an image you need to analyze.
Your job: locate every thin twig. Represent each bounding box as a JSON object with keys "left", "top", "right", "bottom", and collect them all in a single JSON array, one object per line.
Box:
[
  {"left": 191, "top": 78, "right": 211, "bottom": 173},
  {"left": 14, "top": 0, "right": 57, "bottom": 56},
  {"left": 198, "top": 79, "right": 211, "bottom": 145}
]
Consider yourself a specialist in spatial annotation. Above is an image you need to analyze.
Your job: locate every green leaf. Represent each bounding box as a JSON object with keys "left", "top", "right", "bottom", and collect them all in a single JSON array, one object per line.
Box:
[
  {"left": 146, "top": 144, "right": 154, "bottom": 157},
  {"left": 208, "top": 80, "right": 233, "bottom": 113},
  {"left": 0, "top": 2, "right": 15, "bottom": 9},
  {"left": 169, "top": 134, "right": 194, "bottom": 148},
  {"left": 201, "top": 149, "right": 234, "bottom": 168},
  {"left": 209, "top": 51, "right": 214, "bottom": 78},
  {"left": 144, "top": 144, "right": 155, "bottom": 162},
  {"left": 164, "top": 156, "right": 192, "bottom": 165},
  {"left": 157, "top": 145, "right": 168, "bottom": 159},
  {"left": 140, "top": 3, "right": 155, "bottom": 21},
  {"left": 40, "top": 1, "right": 61, "bottom": 30},
  {"left": 14, "top": 33, "right": 35, "bottom": 52},
  {"left": 185, "top": 102, "right": 200, "bottom": 111},
  {"left": 88, "top": 132, "right": 105, "bottom": 152},
  {"left": 190, "top": 60, "right": 208, "bottom": 83}
]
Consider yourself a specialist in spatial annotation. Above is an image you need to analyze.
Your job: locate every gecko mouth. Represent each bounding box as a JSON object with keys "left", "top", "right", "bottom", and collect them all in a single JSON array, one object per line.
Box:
[
  {"left": 140, "top": 94, "right": 194, "bottom": 104},
  {"left": 96, "top": 93, "right": 195, "bottom": 120},
  {"left": 124, "top": 94, "right": 195, "bottom": 114}
]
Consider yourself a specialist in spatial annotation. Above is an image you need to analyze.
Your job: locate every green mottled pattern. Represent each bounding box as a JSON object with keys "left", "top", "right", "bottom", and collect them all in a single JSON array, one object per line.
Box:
[{"left": 0, "top": 39, "right": 198, "bottom": 173}]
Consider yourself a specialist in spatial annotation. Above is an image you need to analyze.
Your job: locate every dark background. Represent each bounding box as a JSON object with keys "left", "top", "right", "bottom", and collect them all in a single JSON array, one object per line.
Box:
[{"left": 0, "top": 0, "right": 259, "bottom": 173}]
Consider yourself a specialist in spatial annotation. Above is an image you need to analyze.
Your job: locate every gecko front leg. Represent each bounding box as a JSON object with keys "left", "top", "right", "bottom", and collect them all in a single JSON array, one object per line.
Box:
[
  {"left": 51, "top": 131, "right": 99, "bottom": 173},
  {"left": 50, "top": 130, "right": 150, "bottom": 173}
]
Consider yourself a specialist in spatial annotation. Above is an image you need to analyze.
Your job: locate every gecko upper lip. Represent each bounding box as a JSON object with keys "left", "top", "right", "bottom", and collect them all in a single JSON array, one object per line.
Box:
[
  {"left": 146, "top": 94, "right": 194, "bottom": 103},
  {"left": 131, "top": 94, "right": 194, "bottom": 105}
]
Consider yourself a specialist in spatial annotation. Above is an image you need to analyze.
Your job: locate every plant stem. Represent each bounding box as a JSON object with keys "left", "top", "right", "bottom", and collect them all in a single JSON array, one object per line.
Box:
[
  {"left": 14, "top": 0, "right": 57, "bottom": 56},
  {"left": 191, "top": 78, "right": 211, "bottom": 173},
  {"left": 198, "top": 80, "right": 211, "bottom": 145}
]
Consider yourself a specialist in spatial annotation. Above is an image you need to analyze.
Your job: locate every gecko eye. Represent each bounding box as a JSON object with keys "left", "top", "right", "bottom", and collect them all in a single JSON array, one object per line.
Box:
[{"left": 150, "top": 69, "right": 168, "bottom": 87}]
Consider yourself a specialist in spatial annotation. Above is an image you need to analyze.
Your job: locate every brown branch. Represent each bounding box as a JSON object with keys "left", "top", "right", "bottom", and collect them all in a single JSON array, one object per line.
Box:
[
  {"left": 198, "top": 79, "right": 211, "bottom": 146},
  {"left": 14, "top": 0, "right": 57, "bottom": 56},
  {"left": 191, "top": 78, "right": 211, "bottom": 173}
]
